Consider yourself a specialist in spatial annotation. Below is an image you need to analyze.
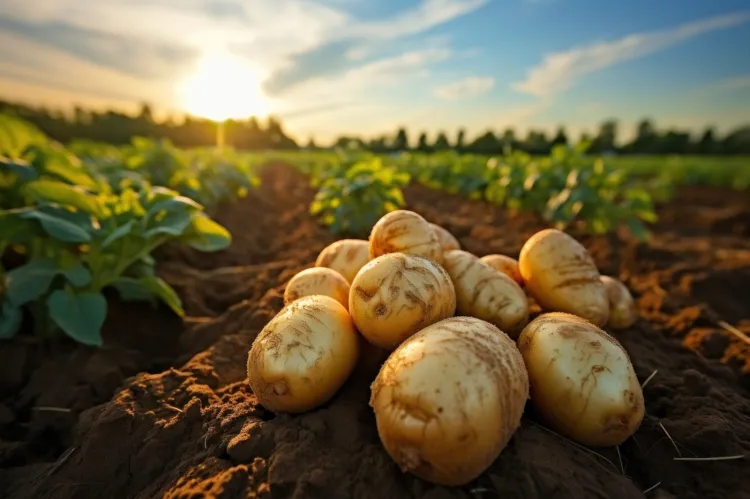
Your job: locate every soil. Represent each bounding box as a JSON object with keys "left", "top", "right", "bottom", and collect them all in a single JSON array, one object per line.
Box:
[{"left": 2, "top": 163, "right": 749, "bottom": 499}]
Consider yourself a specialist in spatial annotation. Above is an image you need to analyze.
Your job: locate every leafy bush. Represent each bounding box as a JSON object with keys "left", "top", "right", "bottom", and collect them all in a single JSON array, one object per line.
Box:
[
  {"left": 1, "top": 114, "right": 239, "bottom": 346},
  {"left": 0, "top": 181, "right": 230, "bottom": 345},
  {"left": 309, "top": 157, "right": 410, "bottom": 236}
]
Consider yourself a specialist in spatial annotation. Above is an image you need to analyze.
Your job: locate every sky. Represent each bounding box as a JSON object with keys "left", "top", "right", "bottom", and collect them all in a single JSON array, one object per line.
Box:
[{"left": 0, "top": 0, "right": 748, "bottom": 143}]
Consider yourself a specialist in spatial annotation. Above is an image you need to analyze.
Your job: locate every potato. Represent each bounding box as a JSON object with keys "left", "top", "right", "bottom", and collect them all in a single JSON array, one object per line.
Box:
[
  {"left": 519, "top": 229, "right": 609, "bottom": 327},
  {"left": 370, "top": 317, "right": 529, "bottom": 486},
  {"left": 517, "top": 313, "right": 644, "bottom": 447},
  {"left": 349, "top": 253, "right": 456, "bottom": 350},
  {"left": 369, "top": 210, "right": 443, "bottom": 264},
  {"left": 480, "top": 254, "right": 524, "bottom": 286},
  {"left": 430, "top": 223, "right": 460, "bottom": 252},
  {"left": 600, "top": 276, "right": 637, "bottom": 329},
  {"left": 315, "top": 239, "right": 370, "bottom": 284},
  {"left": 284, "top": 267, "right": 350, "bottom": 310},
  {"left": 442, "top": 250, "right": 529, "bottom": 337},
  {"left": 246, "top": 295, "right": 359, "bottom": 414}
]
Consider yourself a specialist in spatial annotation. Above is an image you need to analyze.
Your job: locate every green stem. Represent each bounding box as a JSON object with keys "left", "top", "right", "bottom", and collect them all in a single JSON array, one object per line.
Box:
[{"left": 94, "top": 236, "right": 168, "bottom": 292}]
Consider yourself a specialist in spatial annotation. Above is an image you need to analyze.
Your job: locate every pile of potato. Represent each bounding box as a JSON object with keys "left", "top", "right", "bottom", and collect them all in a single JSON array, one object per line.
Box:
[{"left": 246, "top": 209, "right": 643, "bottom": 486}]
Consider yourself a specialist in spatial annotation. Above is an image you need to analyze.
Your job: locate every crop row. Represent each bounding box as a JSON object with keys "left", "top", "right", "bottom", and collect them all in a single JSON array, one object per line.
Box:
[{"left": 278, "top": 144, "right": 662, "bottom": 240}]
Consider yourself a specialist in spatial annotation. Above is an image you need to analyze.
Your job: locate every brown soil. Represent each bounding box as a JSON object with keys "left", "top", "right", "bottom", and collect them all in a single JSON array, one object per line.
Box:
[{"left": 2, "top": 164, "right": 749, "bottom": 499}]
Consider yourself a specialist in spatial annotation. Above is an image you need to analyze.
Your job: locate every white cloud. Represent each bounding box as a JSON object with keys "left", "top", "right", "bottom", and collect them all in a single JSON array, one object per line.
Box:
[
  {"left": 434, "top": 76, "right": 495, "bottom": 100},
  {"left": 350, "top": 0, "right": 489, "bottom": 39},
  {"left": 513, "top": 11, "right": 750, "bottom": 97}
]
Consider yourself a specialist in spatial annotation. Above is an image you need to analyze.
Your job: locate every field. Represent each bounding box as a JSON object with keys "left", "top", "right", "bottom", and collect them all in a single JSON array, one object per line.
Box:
[{"left": 1, "top": 116, "right": 750, "bottom": 499}]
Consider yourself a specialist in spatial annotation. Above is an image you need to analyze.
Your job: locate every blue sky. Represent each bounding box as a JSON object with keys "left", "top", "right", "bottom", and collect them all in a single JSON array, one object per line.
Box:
[{"left": 0, "top": 0, "right": 748, "bottom": 143}]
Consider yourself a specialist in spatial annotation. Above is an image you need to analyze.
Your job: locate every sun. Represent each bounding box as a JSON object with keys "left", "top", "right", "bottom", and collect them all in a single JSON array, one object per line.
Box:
[{"left": 178, "top": 53, "right": 270, "bottom": 121}]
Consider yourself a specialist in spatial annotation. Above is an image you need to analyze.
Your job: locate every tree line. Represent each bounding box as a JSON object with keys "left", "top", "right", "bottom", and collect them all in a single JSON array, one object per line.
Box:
[{"left": 2, "top": 99, "right": 749, "bottom": 155}]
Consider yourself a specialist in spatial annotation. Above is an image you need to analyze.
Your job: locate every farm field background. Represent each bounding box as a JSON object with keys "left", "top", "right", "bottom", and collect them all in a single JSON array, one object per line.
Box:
[{"left": 1, "top": 108, "right": 750, "bottom": 499}]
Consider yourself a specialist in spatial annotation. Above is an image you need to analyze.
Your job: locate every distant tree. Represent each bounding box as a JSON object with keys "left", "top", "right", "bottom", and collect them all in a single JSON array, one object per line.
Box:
[
  {"left": 305, "top": 137, "right": 317, "bottom": 149},
  {"left": 393, "top": 127, "right": 409, "bottom": 151},
  {"left": 138, "top": 102, "right": 154, "bottom": 123},
  {"left": 433, "top": 131, "right": 451, "bottom": 151},
  {"left": 697, "top": 127, "right": 718, "bottom": 155},
  {"left": 369, "top": 136, "right": 389, "bottom": 153},
  {"left": 627, "top": 119, "right": 658, "bottom": 154},
  {"left": 551, "top": 126, "right": 568, "bottom": 147},
  {"left": 456, "top": 128, "right": 466, "bottom": 152},
  {"left": 501, "top": 128, "right": 517, "bottom": 153},
  {"left": 591, "top": 119, "right": 618, "bottom": 153},
  {"left": 417, "top": 132, "right": 431, "bottom": 153},
  {"left": 521, "top": 130, "right": 550, "bottom": 155},
  {"left": 658, "top": 129, "right": 692, "bottom": 155},
  {"left": 468, "top": 131, "right": 501, "bottom": 155},
  {"left": 722, "top": 125, "right": 750, "bottom": 155}
]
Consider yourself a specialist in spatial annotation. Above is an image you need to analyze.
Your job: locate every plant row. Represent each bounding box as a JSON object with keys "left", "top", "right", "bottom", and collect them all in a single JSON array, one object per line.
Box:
[{"left": 280, "top": 144, "right": 661, "bottom": 241}]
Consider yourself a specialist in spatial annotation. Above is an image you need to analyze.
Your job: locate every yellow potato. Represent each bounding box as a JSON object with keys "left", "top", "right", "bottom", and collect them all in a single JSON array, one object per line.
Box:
[
  {"left": 600, "top": 276, "right": 637, "bottom": 329},
  {"left": 480, "top": 254, "right": 524, "bottom": 286},
  {"left": 349, "top": 253, "right": 456, "bottom": 350},
  {"left": 519, "top": 229, "right": 609, "bottom": 326},
  {"left": 284, "top": 267, "right": 350, "bottom": 310},
  {"left": 442, "top": 250, "right": 529, "bottom": 337},
  {"left": 369, "top": 210, "right": 443, "bottom": 264},
  {"left": 430, "top": 223, "right": 460, "bottom": 252},
  {"left": 315, "top": 239, "right": 370, "bottom": 284},
  {"left": 371, "top": 317, "right": 529, "bottom": 486},
  {"left": 517, "top": 313, "right": 644, "bottom": 447},
  {"left": 247, "top": 295, "right": 360, "bottom": 413}
]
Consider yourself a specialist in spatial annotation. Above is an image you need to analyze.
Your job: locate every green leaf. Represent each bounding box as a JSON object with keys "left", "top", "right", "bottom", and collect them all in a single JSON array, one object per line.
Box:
[
  {"left": 101, "top": 220, "right": 135, "bottom": 248},
  {"left": 113, "top": 277, "right": 153, "bottom": 301},
  {"left": 144, "top": 209, "right": 193, "bottom": 238},
  {"left": 48, "top": 290, "right": 106, "bottom": 346},
  {"left": 20, "top": 209, "right": 91, "bottom": 243},
  {"left": 112, "top": 276, "right": 184, "bottom": 316},
  {"left": 62, "top": 264, "right": 91, "bottom": 287},
  {"left": 182, "top": 214, "right": 231, "bottom": 252},
  {"left": 0, "top": 209, "right": 42, "bottom": 244},
  {"left": 140, "top": 276, "right": 184, "bottom": 316},
  {"left": 626, "top": 218, "right": 650, "bottom": 241},
  {"left": 5, "top": 259, "right": 58, "bottom": 306},
  {"left": 24, "top": 179, "right": 101, "bottom": 216},
  {"left": 0, "top": 157, "right": 38, "bottom": 182},
  {"left": 42, "top": 155, "right": 98, "bottom": 190},
  {"left": 0, "top": 301, "right": 22, "bottom": 339}
]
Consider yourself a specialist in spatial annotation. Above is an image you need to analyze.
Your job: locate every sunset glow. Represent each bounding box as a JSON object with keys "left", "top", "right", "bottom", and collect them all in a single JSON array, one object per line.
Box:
[{"left": 178, "top": 53, "right": 270, "bottom": 122}]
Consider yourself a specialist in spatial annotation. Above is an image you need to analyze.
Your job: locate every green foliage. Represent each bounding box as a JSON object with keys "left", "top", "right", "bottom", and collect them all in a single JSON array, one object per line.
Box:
[
  {"left": 288, "top": 144, "right": 663, "bottom": 241},
  {"left": 309, "top": 156, "right": 410, "bottom": 236},
  {"left": 0, "top": 114, "right": 240, "bottom": 346}
]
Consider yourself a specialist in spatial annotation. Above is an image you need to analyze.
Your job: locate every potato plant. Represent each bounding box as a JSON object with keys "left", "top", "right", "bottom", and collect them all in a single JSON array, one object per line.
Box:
[
  {"left": 309, "top": 156, "right": 410, "bottom": 236},
  {"left": 1, "top": 182, "right": 231, "bottom": 345},
  {"left": 0, "top": 115, "right": 240, "bottom": 346}
]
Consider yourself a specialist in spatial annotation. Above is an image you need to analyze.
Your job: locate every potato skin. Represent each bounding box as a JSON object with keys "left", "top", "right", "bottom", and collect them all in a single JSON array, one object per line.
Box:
[
  {"left": 247, "top": 295, "right": 359, "bottom": 414},
  {"left": 284, "top": 267, "right": 350, "bottom": 310},
  {"left": 600, "top": 276, "right": 637, "bottom": 329},
  {"left": 349, "top": 253, "right": 456, "bottom": 350},
  {"left": 370, "top": 317, "right": 529, "bottom": 486},
  {"left": 480, "top": 254, "right": 524, "bottom": 286},
  {"left": 519, "top": 229, "right": 609, "bottom": 327},
  {"left": 430, "top": 223, "right": 460, "bottom": 252},
  {"left": 517, "top": 313, "right": 644, "bottom": 447},
  {"left": 442, "top": 250, "right": 529, "bottom": 337},
  {"left": 315, "top": 239, "right": 370, "bottom": 284},
  {"left": 369, "top": 210, "right": 443, "bottom": 264}
]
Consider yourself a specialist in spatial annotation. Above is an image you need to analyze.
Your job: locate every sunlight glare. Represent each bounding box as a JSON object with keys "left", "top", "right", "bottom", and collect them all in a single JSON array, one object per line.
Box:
[{"left": 178, "top": 53, "right": 270, "bottom": 121}]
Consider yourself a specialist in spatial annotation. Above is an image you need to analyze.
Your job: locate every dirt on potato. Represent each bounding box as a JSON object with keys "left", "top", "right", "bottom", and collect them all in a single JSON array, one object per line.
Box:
[{"left": 2, "top": 164, "right": 750, "bottom": 499}]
